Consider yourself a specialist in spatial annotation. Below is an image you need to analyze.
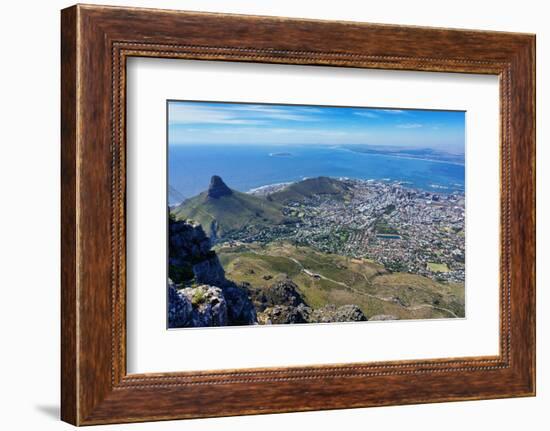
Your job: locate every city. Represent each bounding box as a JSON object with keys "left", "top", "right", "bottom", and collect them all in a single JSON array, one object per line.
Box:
[{"left": 223, "top": 179, "right": 465, "bottom": 283}]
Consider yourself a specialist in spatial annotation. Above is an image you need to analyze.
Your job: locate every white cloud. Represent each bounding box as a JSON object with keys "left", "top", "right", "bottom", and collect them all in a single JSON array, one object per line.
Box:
[
  {"left": 169, "top": 124, "right": 365, "bottom": 146},
  {"left": 397, "top": 123, "right": 423, "bottom": 129},
  {"left": 168, "top": 103, "right": 322, "bottom": 125},
  {"left": 229, "top": 105, "right": 322, "bottom": 121},
  {"left": 168, "top": 104, "right": 265, "bottom": 125},
  {"left": 353, "top": 111, "right": 379, "bottom": 118},
  {"left": 376, "top": 109, "right": 407, "bottom": 114},
  {"left": 205, "top": 127, "right": 352, "bottom": 137}
]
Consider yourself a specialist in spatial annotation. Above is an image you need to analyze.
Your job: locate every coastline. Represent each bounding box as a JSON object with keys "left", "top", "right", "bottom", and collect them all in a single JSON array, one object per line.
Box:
[
  {"left": 337, "top": 146, "right": 465, "bottom": 167},
  {"left": 169, "top": 144, "right": 465, "bottom": 198},
  {"left": 245, "top": 176, "right": 464, "bottom": 197}
]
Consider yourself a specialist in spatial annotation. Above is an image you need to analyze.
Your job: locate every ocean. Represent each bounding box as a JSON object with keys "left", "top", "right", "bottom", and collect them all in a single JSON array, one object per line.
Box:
[{"left": 168, "top": 144, "right": 465, "bottom": 205}]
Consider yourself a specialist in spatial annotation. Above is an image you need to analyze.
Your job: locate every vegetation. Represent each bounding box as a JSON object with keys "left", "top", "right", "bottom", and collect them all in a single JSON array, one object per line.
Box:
[
  {"left": 171, "top": 189, "right": 286, "bottom": 238},
  {"left": 170, "top": 175, "right": 465, "bottom": 323},
  {"left": 217, "top": 241, "right": 464, "bottom": 320},
  {"left": 268, "top": 176, "right": 352, "bottom": 204},
  {"left": 427, "top": 262, "right": 450, "bottom": 273},
  {"left": 169, "top": 263, "right": 194, "bottom": 284},
  {"left": 172, "top": 176, "right": 353, "bottom": 240},
  {"left": 191, "top": 287, "right": 206, "bottom": 306}
]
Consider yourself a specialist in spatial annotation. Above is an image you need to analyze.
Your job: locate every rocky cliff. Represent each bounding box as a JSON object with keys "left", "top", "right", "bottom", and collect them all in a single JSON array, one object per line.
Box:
[
  {"left": 207, "top": 175, "right": 232, "bottom": 199},
  {"left": 252, "top": 278, "right": 368, "bottom": 325},
  {"left": 168, "top": 218, "right": 256, "bottom": 328},
  {"left": 168, "top": 281, "right": 228, "bottom": 327},
  {"left": 168, "top": 217, "right": 225, "bottom": 285},
  {"left": 168, "top": 218, "right": 368, "bottom": 328}
]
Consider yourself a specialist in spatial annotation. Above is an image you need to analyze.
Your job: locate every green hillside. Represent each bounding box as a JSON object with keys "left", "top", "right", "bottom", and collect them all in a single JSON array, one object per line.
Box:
[
  {"left": 171, "top": 188, "right": 285, "bottom": 239},
  {"left": 216, "top": 241, "right": 465, "bottom": 320},
  {"left": 171, "top": 176, "right": 356, "bottom": 239},
  {"left": 268, "top": 176, "right": 353, "bottom": 203}
]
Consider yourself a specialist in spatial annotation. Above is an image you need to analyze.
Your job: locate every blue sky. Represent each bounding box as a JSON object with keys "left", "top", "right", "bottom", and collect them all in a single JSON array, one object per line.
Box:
[{"left": 168, "top": 101, "right": 465, "bottom": 154}]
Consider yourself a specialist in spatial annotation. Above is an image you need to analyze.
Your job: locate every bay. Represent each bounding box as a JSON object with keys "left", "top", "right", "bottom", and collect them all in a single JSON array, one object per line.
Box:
[{"left": 168, "top": 144, "right": 465, "bottom": 205}]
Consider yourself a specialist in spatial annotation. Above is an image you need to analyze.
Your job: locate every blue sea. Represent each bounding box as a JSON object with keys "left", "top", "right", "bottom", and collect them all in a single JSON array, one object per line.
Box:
[{"left": 168, "top": 144, "right": 465, "bottom": 205}]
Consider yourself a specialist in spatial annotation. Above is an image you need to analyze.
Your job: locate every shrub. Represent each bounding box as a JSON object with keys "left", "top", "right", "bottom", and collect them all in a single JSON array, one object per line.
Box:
[
  {"left": 169, "top": 263, "right": 194, "bottom": 284},
  {"left": 192, "top": 288, "right": 206, "bottom": 306}
]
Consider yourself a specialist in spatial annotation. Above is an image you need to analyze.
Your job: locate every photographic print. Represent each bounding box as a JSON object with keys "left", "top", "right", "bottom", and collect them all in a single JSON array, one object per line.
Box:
[{"left": 167, "top": 101, "right": 466, "bottom": 328}]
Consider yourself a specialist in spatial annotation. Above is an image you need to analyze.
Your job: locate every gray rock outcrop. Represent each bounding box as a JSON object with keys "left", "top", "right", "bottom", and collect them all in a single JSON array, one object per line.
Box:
[
  {"left": 168, "top": 282, "right": 228, "bottom": 328},
  {"left": 251, "top": 278, "right": 306, "bottom": 311},
  {"left": 369, "top": 314, "right": 399, "bottom": 321},
  {"left": 254, "top": 278, "right": 367, "bottom": 325},
  {"left": 309, "top": 304, "right": 368, "bottom": 323},
  {"left": 258, "top": 304, "right": 311, "bottom": 325}
]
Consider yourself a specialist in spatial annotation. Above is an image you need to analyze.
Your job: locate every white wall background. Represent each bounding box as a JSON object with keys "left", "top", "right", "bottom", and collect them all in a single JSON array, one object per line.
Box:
[{"left": 0, "top": 0, "right": 546, "bottom": 429}]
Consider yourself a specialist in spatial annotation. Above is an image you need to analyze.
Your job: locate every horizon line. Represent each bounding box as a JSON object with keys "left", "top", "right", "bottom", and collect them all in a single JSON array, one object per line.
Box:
[{"left": 168, "top": 142, "right": 465, "bottom": 155}]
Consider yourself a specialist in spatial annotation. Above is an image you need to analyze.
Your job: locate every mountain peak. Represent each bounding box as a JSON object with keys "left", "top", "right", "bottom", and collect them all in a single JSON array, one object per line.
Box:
[{"left": 207, "top": 175, "right": 232, "bottom": 199}]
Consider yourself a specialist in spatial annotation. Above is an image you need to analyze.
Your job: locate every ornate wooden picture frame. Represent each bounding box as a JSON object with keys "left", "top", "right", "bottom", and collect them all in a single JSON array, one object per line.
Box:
[{"left": 61, "top": 4, "right": 535, "bottom": 425}]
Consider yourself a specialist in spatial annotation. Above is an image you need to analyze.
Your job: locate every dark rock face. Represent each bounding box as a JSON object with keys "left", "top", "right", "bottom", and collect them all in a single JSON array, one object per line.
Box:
[
  {"left": 223, "top": 285, "right": 257, "bottom": 325},
  {"left": 207, "top": 175, "right": 232, "bottom": 199},
  {"left": 168, "top": 218, "right": 256, "bottom": 327},
  {"left": 193, "top": 257, "right": 226, "bottom": 287},
  {"left": 169, "top": 219, "right": 223, "bottom": 285},
  {"left": 168, "top": 281, "right": 192, "bottom": 328}
]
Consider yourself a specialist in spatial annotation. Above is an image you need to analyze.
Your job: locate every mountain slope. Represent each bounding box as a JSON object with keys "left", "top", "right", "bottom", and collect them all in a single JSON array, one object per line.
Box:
[
  {"left": 268, "top": 176, "right": 353, "bottom": 203},
  {"left": 171, "top": 176, "right": 286, "bottom": 239},
  {"left": 217, "top": 241, "right": 465, "bottom": 320}
]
